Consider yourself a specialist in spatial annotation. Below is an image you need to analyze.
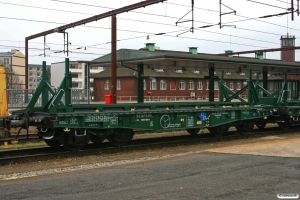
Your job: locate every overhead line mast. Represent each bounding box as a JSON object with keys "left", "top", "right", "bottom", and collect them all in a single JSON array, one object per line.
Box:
[{"left": 24, "top": 0, "right": 166, "bottom": 100}]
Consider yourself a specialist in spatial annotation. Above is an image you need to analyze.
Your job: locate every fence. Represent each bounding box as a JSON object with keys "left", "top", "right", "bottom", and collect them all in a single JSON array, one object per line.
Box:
[
  {"left": 7, "top": 89, "right": 249, "bottom": 109},
  {"left": 7, "top": 89, "right": 93, "bottom": 108}
]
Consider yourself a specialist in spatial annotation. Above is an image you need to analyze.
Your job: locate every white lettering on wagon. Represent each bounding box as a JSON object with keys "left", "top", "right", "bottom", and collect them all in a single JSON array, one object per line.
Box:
[
  {"left": 160, "top": 115, "right": 181, "bottom": 129},
  {"left": 69, "top": 117, "right": 78, "bottom": 125},
  {"left": 59, "top": 121, "right": 68, "bottom": 125},
  {"left": 137, "top": 114, "right": 153, "bottom": 118},
  {"left": 85, "top": 115, "right": 118, "bottom": 123}
]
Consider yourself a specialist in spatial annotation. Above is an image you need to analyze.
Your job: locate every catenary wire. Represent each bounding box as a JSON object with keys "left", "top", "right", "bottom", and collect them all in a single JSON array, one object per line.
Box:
[
  {"left": 50, "top": 0, "right": 300, "bottom": 32},
  {"left": 0, "top": 2, "right": 299, "bottom": 57},
  {"left": 0, "top": 1, "right": 298, "bottom": 40}
]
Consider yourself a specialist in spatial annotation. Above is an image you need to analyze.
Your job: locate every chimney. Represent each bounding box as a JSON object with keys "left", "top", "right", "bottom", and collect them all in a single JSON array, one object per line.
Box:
[
  {"left": 145, "top": 43, "right": 156, "bottom": 51},
  {"left": 280, "top": 35, "right": 295, "bottom": 62},
  {"left": 189, "top": 47, "right": 198, "bottom": 54},
  {"left": 256, "top": 52, "right": 264, "bottom": 60},
  {"left": 11, "top": 49, "right": 19, "bottom": 54},
  {"left": 225, "top": 50, "right": 233, "bottom": 57}
]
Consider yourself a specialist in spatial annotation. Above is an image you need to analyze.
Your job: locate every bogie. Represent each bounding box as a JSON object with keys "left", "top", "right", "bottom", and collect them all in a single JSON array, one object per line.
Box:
[
  {"left": 61, "top": 129, "right": 89, "bottom": 151},
  {"left": 108, "top": 129, "right": 134, "bottom": 147}
]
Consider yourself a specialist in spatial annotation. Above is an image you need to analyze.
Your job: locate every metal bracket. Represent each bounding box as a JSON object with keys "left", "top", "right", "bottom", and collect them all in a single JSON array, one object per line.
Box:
[
  {"left": 219, "top": 0, "right": 236, "bottom": 29},
  {"left": 75, "top": 129, "right": 87, "bottom": 136},
  {"left": 41, "top": 35, "right": 50, "bottom": 57},
  {"left": 176, "top": 0, "right": 194, "bottom": 36},
  {"left": 120, "top": 62, "right": 138, "bottom": 72}
]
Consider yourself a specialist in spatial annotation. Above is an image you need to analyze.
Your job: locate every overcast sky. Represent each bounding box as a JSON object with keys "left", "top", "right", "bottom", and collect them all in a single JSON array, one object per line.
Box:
[{"left": 0, "top": 0, "right": 299, "bottom": 64}]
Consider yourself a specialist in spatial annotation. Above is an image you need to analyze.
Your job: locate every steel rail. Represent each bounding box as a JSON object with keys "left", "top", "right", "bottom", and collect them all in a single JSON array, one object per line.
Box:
[{"left": 0, "top": 127, "right": 298, "bottom": 166}]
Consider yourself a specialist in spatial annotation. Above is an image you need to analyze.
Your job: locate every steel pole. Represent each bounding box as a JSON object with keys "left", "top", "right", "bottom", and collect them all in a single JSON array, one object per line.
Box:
[
  {"left": 25, "top": 39, "right": 28, "bottom": 90},
  {"left": 111, "top": 15, "right": 117, "bottom": 103}
]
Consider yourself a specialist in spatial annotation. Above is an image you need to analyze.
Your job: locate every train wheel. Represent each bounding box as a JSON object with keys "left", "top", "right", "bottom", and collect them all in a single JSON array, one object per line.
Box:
[
  {"left": 255, "top": 121, "right": 266, "bottom": 130},
  {"left": 44, "top": 139, "right": 61, "bottom": 148},
  {"left": 186, "top": 128, "right": 200, "bottom": 135},
  {"left": 236, "top": 121, "right": 254, "bottom": 135},
  {"left": 208, "top": 125, "right": 229, "bottom": 137},
  {"left": 278, "top": 119, "right": 291, "bottom": 130},
  {"left": 62, "top": 131, "right": 88, "bottom": 151},
  {"left": 90, "top": 135, "right": 105, "bottom": 144},
  {"left": 108, "top": 129, "right": 134, "bottom": 147}
]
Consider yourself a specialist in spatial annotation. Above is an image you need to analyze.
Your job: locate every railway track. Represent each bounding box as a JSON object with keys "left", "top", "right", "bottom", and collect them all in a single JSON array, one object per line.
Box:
[{"left": 1, "top": 126, "right": 298, "bottom": 166}]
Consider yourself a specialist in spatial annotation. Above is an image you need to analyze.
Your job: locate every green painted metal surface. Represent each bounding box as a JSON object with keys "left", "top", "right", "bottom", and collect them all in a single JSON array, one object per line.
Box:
[{"left": 53, "top": 105, "right": 273, "bottom": 131}]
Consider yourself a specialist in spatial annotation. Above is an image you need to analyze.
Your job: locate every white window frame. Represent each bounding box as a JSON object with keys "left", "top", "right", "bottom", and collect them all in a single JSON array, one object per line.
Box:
[
  {"left": 179, "top": 80, "right": 185, "bottom": 90},
  {"left": 104, "top": 80, "right": 109, "bottom": 90},
  {"left": 160, "top": 80, "right": 166, "bottom": 90},
  {"left": 151, "top": 80, "right": 156, "bottom": 90},
  {"left": 188, "top": 80, "right": 194, "bottom": 90},
  {"left": 3, "top": 58, "right": 9, "bottom": 66},
  {"left": 143, "top": 79, "right": 146, "bottom": 90},
  {"left": 214, "top": 81, "right": 219, "bottom": 90},
  {"left": 197, "top": 80, "right": 203, "bottom": 90},
  {"left": 237, "top": 82, "right": 241, "bottom": 90},
  {"left": 206, "top": 80, "right": 209, "bottom": 90},
  {"left": 229, "top": 81, "right": 234, "bottom": 90},
  {"left": 117, "top": 79, "right": 121, "bottom": 90}
]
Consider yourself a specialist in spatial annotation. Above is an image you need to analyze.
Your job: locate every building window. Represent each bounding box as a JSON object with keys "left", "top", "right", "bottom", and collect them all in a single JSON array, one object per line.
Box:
[
  {"left": 72, "top": 82, "right": 78, "bottom": 88},
  {"left": 170, "top": 80, "right": 176, "bottom": 90},
  {"left": 104, "top": 80, "right": 109, "bottom": 90},
  {"left": 188, "top": 80, "right": 194, "bottom": 90},
  {"left": 229, "top": 81, "right": 234, "bottom": 90},
  {"left": 197, "top": 80, "right": 203, "bottom": 90},
  {"left": 269, "top": 82, "right": 273, "bottom": 90},
  {"left": 214, "top": 81, "right": 219, "bottom": 90},
  {"left": 3, "top": 58, "right": 9, "bottom": 66},
  {"left": 179, "top": 80, "right": 185, "bottom": 90},
  {"left": 237, "top": 82, "right": 241, "bottom": 90},
  {"left": 206, "top": 81, "right": 209, "bottom": 90},
  {"left": 160, "top": 80, "right": 166, "bottom": 90},
  {"left": 70, "top": 64, "right": 78, "bottom": 69},
  {"left": 71, "top": 73, "right": 78, "bottom": 78},
  {"left": 151, "top": 79, "right": 156, "bottom": 90},
  {"left": 275, "top": 82, "right": 278, "bottom": 90},
  {"left": 143, "top": 79, "right": 146, "bottom": 90},
  {"left": 117, "top": 79, "right": 121, "bottom": 90}
]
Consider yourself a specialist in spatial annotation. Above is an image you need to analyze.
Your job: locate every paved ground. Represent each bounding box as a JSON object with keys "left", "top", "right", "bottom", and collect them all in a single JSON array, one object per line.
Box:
[{"left": 0, "top": 136, "right": 299, "bottom": 200}]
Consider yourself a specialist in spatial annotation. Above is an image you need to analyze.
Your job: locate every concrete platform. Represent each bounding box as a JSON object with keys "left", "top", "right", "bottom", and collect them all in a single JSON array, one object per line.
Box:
[{"left": 205, "top": 136, "right": 300, "bottom": 158}]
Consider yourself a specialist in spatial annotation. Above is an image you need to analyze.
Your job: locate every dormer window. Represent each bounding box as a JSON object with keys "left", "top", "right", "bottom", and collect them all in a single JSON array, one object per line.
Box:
[
  {"left": 174, "top": 70, "right": 183, "bottom": 73},
  {"left": 154, "top": 69, "right": 164, "bottom": 72}
]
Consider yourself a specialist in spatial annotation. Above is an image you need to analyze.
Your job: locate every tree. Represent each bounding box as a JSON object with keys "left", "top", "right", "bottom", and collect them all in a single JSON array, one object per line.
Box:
[{"left": 5, "top": 67, "right": 23, "bottom": 89}]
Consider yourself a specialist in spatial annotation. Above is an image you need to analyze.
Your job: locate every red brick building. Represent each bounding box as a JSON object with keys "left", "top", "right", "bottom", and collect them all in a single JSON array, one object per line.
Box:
[
  {"left": 93, "top": 64, "right": 280, "bottom": 102},
  {"left": 92, "top": 38, "right": 299, "bottom": 102}
]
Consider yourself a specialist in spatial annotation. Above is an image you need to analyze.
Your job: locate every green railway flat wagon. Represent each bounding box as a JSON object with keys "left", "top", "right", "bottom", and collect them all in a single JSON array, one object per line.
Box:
[{"left": 2, "top": 59, "right": 300, "bottom": 151}]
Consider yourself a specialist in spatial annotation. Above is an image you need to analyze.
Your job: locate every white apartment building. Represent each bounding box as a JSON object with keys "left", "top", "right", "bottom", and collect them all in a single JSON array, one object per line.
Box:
[
  {"left": 28, "top": 64, "right": 51, "bottom": 89},
  {"left": 51, "top": 61, "right": 103, "bottom": 91}
]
